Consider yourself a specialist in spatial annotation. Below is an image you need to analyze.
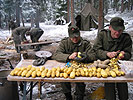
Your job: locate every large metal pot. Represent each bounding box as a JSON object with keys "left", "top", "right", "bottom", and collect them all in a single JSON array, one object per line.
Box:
[{"left": 0, "top": 70, "right": 19, "bottom": 100}]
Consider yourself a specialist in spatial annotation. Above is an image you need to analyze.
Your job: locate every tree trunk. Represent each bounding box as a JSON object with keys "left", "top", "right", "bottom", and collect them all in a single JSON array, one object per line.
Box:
[
  {"left": 35, "top": 9, "right": 40, "bottom": 28},
  {"left": 128, "top": 0, "right": 130, "bottom": 11},
  {"left": 71, "top": 0, "right": 74, "bottom": 25},
  {"left": 20, "top": 7, "right": 25, "bottom": 27},
  {"left": 0, "top": 13, "right": 1, "bottom": 28},
  {"left": 98, "top": 0, "right": 104, "bottom": 32},
  {"left": 16, "top": 0, "right": 20, "bottom": 27},
  {"left": 67, "top": 0, "right": 70, "bottom": 23},
  {"left": 31, "top": 14, "right": 34, "bottom": 27},
  {"left": 121, "top": 0, "right": 124, "bottom": 13}
]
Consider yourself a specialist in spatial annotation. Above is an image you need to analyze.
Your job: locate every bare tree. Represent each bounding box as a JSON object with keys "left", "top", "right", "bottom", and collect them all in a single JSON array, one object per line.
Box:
[
  {"left": 98, "top": 0, "right": 104, "bottom": 32},
  {"left": 67, "top": 0, "right": 70, "bottom": 22},
  {"left": 71, "top": 0, "right": 74, "bottom": 25},
  {"left": 16, "top": 0, "right": 20, "bottom": 27},
  {"left": 121, "top": 0, "right": 124, "bottom": 13}
]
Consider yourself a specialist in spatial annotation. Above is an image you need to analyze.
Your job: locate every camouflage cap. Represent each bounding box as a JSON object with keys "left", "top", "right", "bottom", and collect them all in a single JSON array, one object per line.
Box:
[
  {"left": 110, "top": 17, "right": 125, "bottom": 31},
  {"left": 68, "top": 25, "right": 80, "bottom": 38}
]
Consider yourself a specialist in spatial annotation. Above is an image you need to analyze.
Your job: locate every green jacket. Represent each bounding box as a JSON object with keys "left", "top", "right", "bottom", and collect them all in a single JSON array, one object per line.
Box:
[
  {"left": 52, "top": 37, "right": 96, "bottom": 63},
  {"left": 13, "top": 27, "right": 30, "bottom": 42},
  {"left": 93, "top": 29, "right": 132, "bottom": 60}
]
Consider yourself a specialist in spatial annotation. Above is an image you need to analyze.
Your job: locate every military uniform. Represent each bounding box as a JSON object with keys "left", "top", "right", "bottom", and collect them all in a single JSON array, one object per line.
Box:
[
  {"left": 29, "top": 28, "right": 44, "bottom": 43},
  {"left": 93, "top": 29, "right": 132, "bottom": 100},
  {"left": 12, "top": 27, "right": 31, "bottom": 52},
  {"left": 52, "top": 37, "right": 96, "bottom": 100}
]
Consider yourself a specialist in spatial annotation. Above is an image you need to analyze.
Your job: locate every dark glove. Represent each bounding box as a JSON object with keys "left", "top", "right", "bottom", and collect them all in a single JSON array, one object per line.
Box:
[
  {"left": 33, "top": 57, "right": 47, "bottom": 66},
  {"left": 74, "top": 53, "right": 87, "bottom": 63}
]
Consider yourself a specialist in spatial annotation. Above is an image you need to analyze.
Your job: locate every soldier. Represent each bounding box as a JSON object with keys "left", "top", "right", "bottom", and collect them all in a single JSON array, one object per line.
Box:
[
  {"left": 26, "top": 28, "right": 44, "bottom": 51},
  {"left": 12, "top": 27, "right": 31, "bottom": 52},
  {"left": 93, "top": 17, "right": 132, "bottom": 100},
  {"left": 52, "top": 25, "right": 96, "bottom": 100}
]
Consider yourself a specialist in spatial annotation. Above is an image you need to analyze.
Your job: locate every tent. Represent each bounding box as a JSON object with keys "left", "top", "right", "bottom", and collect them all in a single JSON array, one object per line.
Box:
[{"left": 75, "top": 3, "right": 108, "bottom": 31}]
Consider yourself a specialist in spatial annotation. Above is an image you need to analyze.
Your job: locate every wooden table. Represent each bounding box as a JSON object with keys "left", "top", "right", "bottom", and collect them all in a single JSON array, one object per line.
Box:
[{"left": 7, "top": 60, "right": 133, "bottom": 100}]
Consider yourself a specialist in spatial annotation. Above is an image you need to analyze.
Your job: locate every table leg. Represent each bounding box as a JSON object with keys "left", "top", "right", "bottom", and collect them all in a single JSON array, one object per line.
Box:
[
  {"left": 23, "top": 82, "right": 27, "bottom": 100},
  {"left": 30, "top": 82, "right": 33, "bottom": 100},
  {"left": 38, "top": 81, "right": 41, "bottom": 99}
]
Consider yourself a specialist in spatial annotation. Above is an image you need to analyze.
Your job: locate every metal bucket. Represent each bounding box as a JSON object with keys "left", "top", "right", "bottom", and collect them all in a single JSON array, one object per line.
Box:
[{"left": 0, "top": 70, "right": 19, "bottom": 100}]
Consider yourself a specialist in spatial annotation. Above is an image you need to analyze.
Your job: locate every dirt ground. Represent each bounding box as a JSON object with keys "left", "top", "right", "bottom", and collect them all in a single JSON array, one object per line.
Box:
[{"left": 0, "top": 36, "right": 133, "bottom": 100}]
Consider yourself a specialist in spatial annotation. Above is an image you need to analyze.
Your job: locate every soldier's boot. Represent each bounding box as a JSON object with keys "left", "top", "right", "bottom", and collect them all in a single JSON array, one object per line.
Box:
[
  {"left": 74, "top": 95, "right": 84, "bottom": 100},
  {"left": 64, "top": 92, "right": 72, "bottom": 100}
]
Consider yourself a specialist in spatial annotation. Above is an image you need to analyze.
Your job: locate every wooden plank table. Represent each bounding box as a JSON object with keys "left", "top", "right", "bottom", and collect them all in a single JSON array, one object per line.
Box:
[{"left": 7, "top": 60, "right": 133, "bottom": 100}]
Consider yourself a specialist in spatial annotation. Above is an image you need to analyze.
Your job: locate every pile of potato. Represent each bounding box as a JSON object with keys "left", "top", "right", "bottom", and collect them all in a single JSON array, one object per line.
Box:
[{"left": 10, "top": 60, "right": 125, "bottom": 79}]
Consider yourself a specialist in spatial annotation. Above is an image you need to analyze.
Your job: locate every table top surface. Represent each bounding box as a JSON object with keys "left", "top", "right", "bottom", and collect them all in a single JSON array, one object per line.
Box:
[{"left": 7, "top": 60, "right": 133, "bottom": 82}]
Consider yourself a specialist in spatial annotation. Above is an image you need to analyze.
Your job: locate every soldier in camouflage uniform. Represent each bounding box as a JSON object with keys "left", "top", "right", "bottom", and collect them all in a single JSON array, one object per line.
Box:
[
  {"left": 52, "top": 25, "right": 96, "bottom": 100},
  {"left": 12, "top": 27, "right": 31, "bottom": 52},
  {"left": 93, "top": 17, "right": 132, "bottom": 100}
]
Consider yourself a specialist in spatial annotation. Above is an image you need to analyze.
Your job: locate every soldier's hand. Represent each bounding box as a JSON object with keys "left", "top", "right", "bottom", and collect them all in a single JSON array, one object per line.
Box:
[
  {"left": 22, "top": 40, "right": 29, "bottom": 44},
  {"left": 74, "top": 53, "right": 87, "bottom": 63},
  {"left": 117, "top": 51, "right": 125, "bottom": 59},
  {"left": 107, "top": 51, "right": 117, "bottom": 58},
  {"left": 69, "top": 52, "right": 78, "bottom": 60}
]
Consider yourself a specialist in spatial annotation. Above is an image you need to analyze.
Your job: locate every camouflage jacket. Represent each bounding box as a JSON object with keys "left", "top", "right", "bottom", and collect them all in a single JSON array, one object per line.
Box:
[
  {"left": 52, "top": 37, "right": 96, "bottom": 63},
  {"left": 93, "top": 29, "right": 132, "bottom": 60}
]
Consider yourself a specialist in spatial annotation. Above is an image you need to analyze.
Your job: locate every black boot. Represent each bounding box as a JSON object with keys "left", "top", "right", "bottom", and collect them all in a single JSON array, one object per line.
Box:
[
  {"left": 64, "top": 92, "right": 72, "bottom": 100},
  {"left": 75, "top": 95, "right": 84, "bottom": 100}
]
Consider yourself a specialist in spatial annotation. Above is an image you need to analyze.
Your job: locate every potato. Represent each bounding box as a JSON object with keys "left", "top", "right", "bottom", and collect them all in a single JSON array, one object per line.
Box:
[
  {"left": 46, "top": 70, "right": 52, "bottom": 77},
  {"left": 41, "top": 71, "right": 47, "bottom": 78},
  {"left": 101, "top": 69, "right": 108, "bottom": 78},
  {"left": 70, "top": 71, "right": 75, "bottom": 79},
  {"left": 93, "top": 61, "right": 98, "bottom": 67},
  {"left": 97, "top": 73, "right": 101, "bottom": 78},
  {"left": 63, "top": 73, "right": 68, "bottom": 78},
  {"left": 26, "top": 70, "right": 32, "bottom": 77},
  {"left": 17, "top": 70, "right": 23, "bottom": 76},
  {"left": 10, "top": 70, "right": 15, "bottom": 76},
  {"left": 32, "top": 71, "right": 37, "bottom": 78},
  {"left": 75, "top": 71, "right": 80, "bottom": 76},
  {"left": 56, "top": 66, "right": 61, "bottom": 72},
  {"left": 85, "top": 71, "right": 89, "bottom": 77},
  {"left": 97, "top": 68, "right": 102, "bottom": 73},
  {"left": 27, "top": 65, "right": 32, "bottom": 71},
  {"left": 80, "top": 69, "right": 85, "bottom": 76},
  {"left": 67, "top": 67, "right": 73, "bottom": 74},
  {"left": 36, "top": 67, "right": 40, "bottom": 71},
  {"left": 40, "top": 66, "right": 45, "bottom": 72},
  {"left": 21, "top": 70, "right": 28, "bottom": 77},
  {"left": 52, "top": 67, "right": 57, "bottom": 72},
  {"left": 59, "top": 73, "right": 64, "bottom": 78},
  {"left": 110, "top": 70, "right": 116, "bottom": 78},
  {"left": 102, "top": 59, "right": 110, "bottom": 65},
  {"left": 21, "top": 67, "right": 27, "bottom": 71},
  {"left": 120, "top": 71, "right": 125, "bottom": 76},
  {"left": 77, "top": 52, "right": 82, "bottom": 58},
  {"left": 98, "top": 64, "right": 108, "bottom": 69},
  {"left": 37, "top": 71, "right": 42, "bottom": 77},
  {"left": 56, "top": 70, "right": 60, "bottom": 77},
  {"left": 31, "top": 67, "right": 36, "bottom": 71}
]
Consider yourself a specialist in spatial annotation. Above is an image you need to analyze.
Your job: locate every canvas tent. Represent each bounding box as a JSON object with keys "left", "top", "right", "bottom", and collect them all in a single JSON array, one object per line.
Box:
[{"left": 75, "top": 3, "right": 108, "bottom": 31}]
